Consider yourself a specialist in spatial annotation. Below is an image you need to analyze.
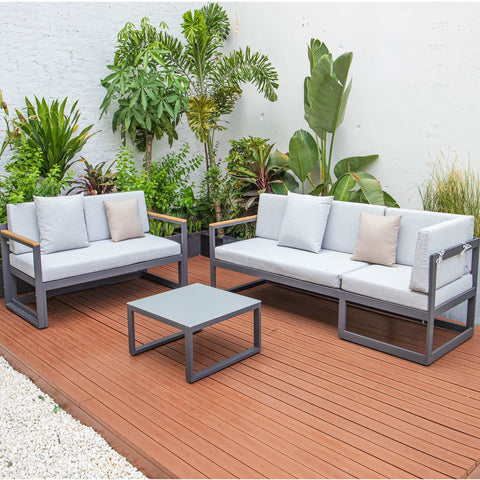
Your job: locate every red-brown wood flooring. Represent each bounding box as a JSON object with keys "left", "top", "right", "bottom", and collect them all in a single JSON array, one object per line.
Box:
[{"left": 1, "top": 256, "right": 480, "bottom": 478}]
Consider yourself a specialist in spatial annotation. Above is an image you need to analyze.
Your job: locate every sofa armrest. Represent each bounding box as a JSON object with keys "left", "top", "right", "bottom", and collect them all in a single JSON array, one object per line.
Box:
[
  {"left": 0, "top": 229, "right": 40, "bottom": 248},
  {"left": 209, "top": 215, "right": 258, "bottom": 229},
  {"left": 147, "top": 211, "right": 187, "bottom": 225},
  {"left": 410, "top": 216, "right": 476, "bottom": 293}
]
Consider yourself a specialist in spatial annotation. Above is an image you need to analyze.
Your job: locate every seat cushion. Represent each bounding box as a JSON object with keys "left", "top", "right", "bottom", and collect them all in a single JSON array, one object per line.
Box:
[
  {"left": 322, "top": 201, "right": 386, "bottom": 254},
  {"left": 84, "top": 191, "right": 150, "bottom": 242},
  {"left": 10, "top": 234, "right": 180, "bottom": 283},
  {"left": 341, "top": 264, "right": 473, "bottom": 311},
  {"left": 215, "top": 238, "right": 369, "bottom": 288}
]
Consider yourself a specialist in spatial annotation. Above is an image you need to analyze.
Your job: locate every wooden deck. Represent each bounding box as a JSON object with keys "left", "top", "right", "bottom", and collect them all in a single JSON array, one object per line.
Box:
[{"left": 1, "top": 255, "right": 480, "bottom": 478}]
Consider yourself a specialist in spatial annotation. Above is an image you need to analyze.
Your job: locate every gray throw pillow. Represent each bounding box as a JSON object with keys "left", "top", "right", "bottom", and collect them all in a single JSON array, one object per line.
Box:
[
  {"left": 277, "top": 192, "right": 333, "bottom": 253},
  {"left": 34, "top": 195, "right": 90, "bottom": 255},
  {"left": 351, "top": 211, "right": 402, "bottom": 267},
  {"left": 103, "top": 197, "right": 145, "bottom": 242}
]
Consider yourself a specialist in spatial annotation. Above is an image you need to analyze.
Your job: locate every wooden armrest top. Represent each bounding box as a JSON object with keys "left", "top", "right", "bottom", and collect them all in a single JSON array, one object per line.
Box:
[
  {"left": 0, "top": 229, "right": 40, "bottom": 247},
  {"left": 210, "top": 215, "right": 258, "bottom": 228},
  {"left": 147, "top": 211, "right": 187, "bottom": 223}
]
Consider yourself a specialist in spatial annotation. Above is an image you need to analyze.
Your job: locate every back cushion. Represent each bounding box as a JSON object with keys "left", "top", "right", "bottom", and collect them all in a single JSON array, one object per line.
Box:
[
  {"left": 322, "top": 201, "right": 386, "bottom": 254},
  {"left": 7, "top": 202, "right": 40, "bottom": 254},
  {"left": 84, "top": 191, "right": 149, "bottom": 241},
  {"left": 386, "top": 208, "right": 456, "bottom": 266},
  {"left": 255, "top": 193, "right": 288, "bottom": 240}
]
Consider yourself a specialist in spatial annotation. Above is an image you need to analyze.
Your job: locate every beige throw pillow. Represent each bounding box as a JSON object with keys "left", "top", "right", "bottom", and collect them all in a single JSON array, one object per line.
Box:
[
  {"left": 103, "top": 197, "right": 145, "bottom": 242},
  {"left": 351, "top": 211, "right": 402, "bottom": 267}
]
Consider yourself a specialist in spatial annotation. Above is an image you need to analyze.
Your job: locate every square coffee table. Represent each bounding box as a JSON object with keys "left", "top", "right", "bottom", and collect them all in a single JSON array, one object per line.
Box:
[{"left": 127, "top": 283, "right": 261, "bottom": 383}]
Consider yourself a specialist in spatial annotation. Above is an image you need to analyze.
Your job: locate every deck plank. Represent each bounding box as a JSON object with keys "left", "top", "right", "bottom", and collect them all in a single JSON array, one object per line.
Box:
[{"left": 0, "top": 256, "right": 480, "bottom": 478}]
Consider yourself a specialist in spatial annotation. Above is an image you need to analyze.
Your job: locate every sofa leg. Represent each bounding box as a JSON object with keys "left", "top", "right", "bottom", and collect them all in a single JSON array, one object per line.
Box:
[
  {"left": 210, "top": 261, "right": 216, "bottom": 288},
  {"left": 35, "top": 282, "right": 49, "bottom": 329},
  {"left": 337, "top": 297, "right": 347, "bottom": 336},
  {"left": 178, "top": 260, "right": 188, "bottom": 287}
]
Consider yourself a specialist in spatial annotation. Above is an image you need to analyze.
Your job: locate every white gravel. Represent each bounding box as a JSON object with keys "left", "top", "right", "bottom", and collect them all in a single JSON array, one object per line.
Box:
[{"left": 0, "top": 356, "right": 147, "bottom": 479}]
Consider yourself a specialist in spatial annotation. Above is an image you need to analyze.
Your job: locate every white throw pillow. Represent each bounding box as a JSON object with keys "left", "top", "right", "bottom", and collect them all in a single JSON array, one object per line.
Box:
[
  {"left": 103, "top": 197, "right": 145, "bottom": 242},
  {"left": 34, "top": 195, "right": 90, "bottom": 255},
  {"left": 277, "top": 192, "right": 333, "bottom": 253}
]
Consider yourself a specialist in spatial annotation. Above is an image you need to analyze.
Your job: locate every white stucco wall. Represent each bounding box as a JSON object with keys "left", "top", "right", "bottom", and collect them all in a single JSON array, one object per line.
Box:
[{"left": 2, "top": 2, "right": 480, "bottom": 207}]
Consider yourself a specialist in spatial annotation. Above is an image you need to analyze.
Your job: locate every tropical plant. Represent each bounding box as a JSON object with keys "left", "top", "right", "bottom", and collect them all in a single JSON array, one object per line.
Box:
[
  {"left": 68, "top": 159, "right": 117, "bottom": 195},
  {"left": 0, "top": 144, "right": 73, "bottom": 223},
  {"left": 156, "top": 3, "right": 279, "bottom": 186},
  {"left": 286, "top": 39, "right": 397, "bottom": 206},
  {"left": 1, "top": 96, "right": 96, "bottom": 180},
  {"left": 114, "top": 144, "right": 202, "bottom": 234},
  {"left": 227, "top": 136, "right": 298, "bottom": 210},
  {"left": 420, "top": 153, "right": 480, "bottom": 237},
  {"left": 100, "top": 18, "right": 189, "bottom": 174}
]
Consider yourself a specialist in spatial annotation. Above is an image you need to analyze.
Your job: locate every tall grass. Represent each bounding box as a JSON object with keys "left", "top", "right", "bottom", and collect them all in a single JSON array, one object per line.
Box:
[{"left": 420, "top": 153, "right": 480, "bottom": 237}]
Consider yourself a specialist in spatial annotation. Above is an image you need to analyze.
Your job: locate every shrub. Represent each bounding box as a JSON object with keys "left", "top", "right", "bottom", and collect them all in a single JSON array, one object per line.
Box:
[
  {"left": 420, "top": 154, "right": 480, "bottom": 237},
  {"left": 0, "top": 144, "right": 73, "bottom": 223}
]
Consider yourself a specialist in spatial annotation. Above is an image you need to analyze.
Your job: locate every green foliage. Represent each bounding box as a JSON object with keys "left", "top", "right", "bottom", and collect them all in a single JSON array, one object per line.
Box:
[
  {"left": 68, "top": 159, "right": 117, "bottom": 195},
  {"left": 286, "top": 39, "right": 397, "bottom": 206},
  {"left": 1, "top": 96, "right": 96, "bottom": 180},
  {"left": 227, "top": 136, "right": 298, "bottom": 211},
  {"left": 100, "top": 18, "right": 189, "bottom": 171},
  {"left": 114, "top": 144, "right": 202, "bottom": 234},
  {"left": 0, "top": 144, "right": 73, "bottom": 223},
  {"left": 158, "top": 3, "right": 279, "bottom": 175},
  {"left": 420, "top": 154, "right": 480, "bottom": 237}
]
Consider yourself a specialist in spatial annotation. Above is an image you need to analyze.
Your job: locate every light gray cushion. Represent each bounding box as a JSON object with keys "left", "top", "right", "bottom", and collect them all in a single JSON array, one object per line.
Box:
[
  {"left": 351, "top": 212, "right": 402, "bottom": 267},
  {"left": 34, "top": 195, "right": 89, "bottom": 255},
  {"left": 103, "top": 197, "right": 145, "bottom": 242},
  {"left": 255, "top": 193, "right": 288, "bottom": 240},
  {"left": 386, "top": 208, "right": 456, "bottom": 266},
  {"left": 278, "top": 192, "right": 333, "bottom": 253},
  {"left": 6, "top": 202, "right": 40, "bottom": 254},
  {"left": 84, "top": 191, "right": 149, "bottom": 242},
  {"left": 342, "top": 264, "right": 473, "bottom": 311},
  {"left": 409, "top": 216, "right": 474, "bottom": 293},
  {"left": 215, "top": 237, "right": 369, "bottom": 288},
  {"left": 10, "top": 234, "right": 180, "bottom": 282},
  {"left": 323, "top": 201, "right": 386, "bottom": 254}
]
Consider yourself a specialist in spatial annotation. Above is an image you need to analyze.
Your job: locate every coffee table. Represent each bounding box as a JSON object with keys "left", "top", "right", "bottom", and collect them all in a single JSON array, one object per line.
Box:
[{"left": 127, "top": 283, "right": 261, "bottom": 383}]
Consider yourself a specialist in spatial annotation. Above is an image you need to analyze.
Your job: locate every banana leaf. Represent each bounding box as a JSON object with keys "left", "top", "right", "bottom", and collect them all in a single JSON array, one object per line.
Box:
[
  {"left": 288, "top": 129, "right": 318, "bottom": 183},
  {"left": 334, "top": 154, "right": 379, "bottom": 179}
]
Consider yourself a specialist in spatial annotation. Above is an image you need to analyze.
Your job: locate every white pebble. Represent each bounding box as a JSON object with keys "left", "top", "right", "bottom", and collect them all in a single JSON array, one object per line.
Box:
[{"left": 0, "top": 356, "right": 146, "bottom": 478}]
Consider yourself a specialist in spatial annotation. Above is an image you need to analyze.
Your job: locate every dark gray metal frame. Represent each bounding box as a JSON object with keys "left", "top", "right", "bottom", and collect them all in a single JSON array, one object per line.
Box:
[
  {"left": 0, "top": 213, "right": 188, "bottom": 330},
  {"left": 209, "top": 217, "right": 479, "bottom": 366},
  {"left": 127, "top": 296, "right": 261, "bottom": 383}
]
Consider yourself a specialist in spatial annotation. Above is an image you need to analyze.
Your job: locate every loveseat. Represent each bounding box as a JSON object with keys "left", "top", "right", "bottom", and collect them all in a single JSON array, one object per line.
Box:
[
  {"left": 0, "top": 191, "right": 188, "bottom": 329},
  {"left": 209, "top": 192, "right": 479, "bottom": 365}
]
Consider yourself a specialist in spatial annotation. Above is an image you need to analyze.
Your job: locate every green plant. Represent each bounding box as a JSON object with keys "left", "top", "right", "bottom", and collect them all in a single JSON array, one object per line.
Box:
[
  {"left": 100, "top": 18, "right": 189, "bottom": 174},
  {"left": 420, "top": 153, "right": 480, "bottom": 237},
  {"left": 68, "top": 159, "right": 117, "bottom": 195},
  {"left": 157, "top": 3, "right": 279, "bottom": 200},
  {"left": 115, "top": 144, "right": 202, "bottom": 235},
  {"left": 227, "top": 136, "right": 298, "bottom": 210},
  {"left": 1, "top": 96, "right": 96, "bottom": 180},
  {"left": 286, "top": 39, "right": 397, "bottom": 206},
  {"left": 0, "top": 144, "right": 73, "bottom": 223}
]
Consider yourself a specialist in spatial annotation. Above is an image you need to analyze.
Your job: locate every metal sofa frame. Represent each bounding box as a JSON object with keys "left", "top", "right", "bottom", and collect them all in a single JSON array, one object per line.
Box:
[
  {"left": 0, "top": 211, "right": 188, "bottom": 330},
  {"left": 209, "top": 215, "right": 479, "bottom": 365}
]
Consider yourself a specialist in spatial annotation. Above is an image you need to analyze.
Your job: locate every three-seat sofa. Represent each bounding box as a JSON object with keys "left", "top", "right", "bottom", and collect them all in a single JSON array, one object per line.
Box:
[{"left": 209, "top": 192, "right": 479, "bottom": 365}]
